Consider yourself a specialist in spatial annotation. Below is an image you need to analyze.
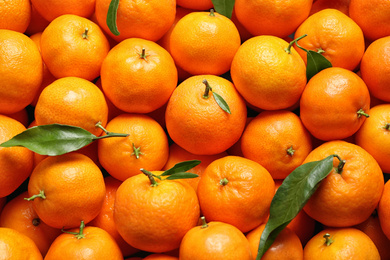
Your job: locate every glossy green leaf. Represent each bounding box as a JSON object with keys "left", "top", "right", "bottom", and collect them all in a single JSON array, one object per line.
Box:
[
  {"left": 0, "top": 124, "right": 96, "bottom": 156},
  {"left": 211, "top": 0, "right": 235, "bottom": 19},
  {"left": 107, "top": 0, "right": 120, "bottom": 36},
  {"left": 161, "top": 160, "right": 201, "bottom": 176},
  {"left": 256, "top": 155, "right": 335, "bottom": 259},
  {"left": 305, "top": 50, "right": 332, "bottom": 81},
  {"left": 213, "top": 92, "right": 231, "bottom": 114},
  {"left": 165, "top": 172, "right": 199, "bottom": 180}
]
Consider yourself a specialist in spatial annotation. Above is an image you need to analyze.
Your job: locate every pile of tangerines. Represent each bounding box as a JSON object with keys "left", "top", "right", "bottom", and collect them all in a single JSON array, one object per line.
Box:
[{"left": 1, "top": 0, "right": 390, "bottom": 259}]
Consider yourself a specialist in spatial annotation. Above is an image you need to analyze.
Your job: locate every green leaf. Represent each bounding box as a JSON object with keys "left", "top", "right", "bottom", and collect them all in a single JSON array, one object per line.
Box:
[
  {"left": 107, "top": 0, "right": 120, "bottom": 36},
  {"left": 305, "top": 50, "right": 332, "bottom": 81},
  {"left": 161, "top": 160, "right": 201, "bottom": 176},
  {"left": 256, "top": 154, "right": 335, "bottom": 259},
  {"left": 213, "top": 92, "right": 231, "bottom": 114},
  {"left": 0, "top": 124, "right": 96, "bottom": 156},
  {"left": 165, "top": 172, "right": 199, "bottom": 180},
  {"left": 211, "top": 0, "right": 235, "bottom": 19}
]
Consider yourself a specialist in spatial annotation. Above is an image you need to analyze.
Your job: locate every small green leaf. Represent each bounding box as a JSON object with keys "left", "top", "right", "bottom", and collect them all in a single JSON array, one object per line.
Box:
[
  {"left": 211, "top": 0, "right": 235, "bottom": 19},
  {"left": 256, "top": 154, "right": 335, "bottom": 259},
  {"left": 305, "top": 50, "right": 332, "bottom": 81},
  {"left": 213, "top": 92, "right": 231, "bottom": 114},
  {"left": 293, "top": 36, "right": 332, "bottom": 81},
  {"left": 161, "top": 160, "right": 201, "bottom": 176},
  {"left": 107, "top": 0, "right": 120, "bottom": 36},
  {"left": 0, "top": 124, "right": 96, "bottom": 156},
  {"left": 165, "top": 172, "right": 199, "bottom": 180}
]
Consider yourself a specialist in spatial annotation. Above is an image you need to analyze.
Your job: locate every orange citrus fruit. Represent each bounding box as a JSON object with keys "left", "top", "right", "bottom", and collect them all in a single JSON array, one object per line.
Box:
[
  {"left": 303, "top": 140, "right": 384, "bottom": 227},
  {"left": 0, "top": 0, "right": 31, "bottom": 33},
  {"left": 359, "top": 36, "right": 390, "bottom": 102},
  {"left": 349, "top": 0, "right": 390, "bottom": 41},
  {"left": 230, "top": 35, "right": 307, "bottom": 111},
  {"left": 44, "top": 222, "right": 123, "bottom": 260},
  {"left": 40, "top": 14, "right": 110, "bottom": 81},
  {"left": 0, "top": 227, "right": 43, "bottom": 260},
  {"left": 0, "top": 191, "right": 61, "bottom": 256},
  {"left": 234, "top": 0, "right": 312, "bottom": 38},
  {"left": 197, "top": 156, "right": 275, "bottom": 233},
  {"left": 26, "top": 153, "right": 106, "bottom": 229},
  {"left": 34, "top": 76, "right": 109, "bottom": 137},
  {"left": 0, "top": 29, "right": 42, "bottom": 114},
  {"left": 179, "top": 218, "right": 253, "bottom": 260},
  {"left": 95, "top": 0, "right": 176, "bottom": 42},
  {"left": 241, "top": 110, "right": 312, "bottom": 180},
  {"left": 98, "top": 113, "right": 169, "bottom": 181},
  {"left": 165, "top": 75, "right": 247, "bottom": 155},
  {"left": 101, "top": 38, "right": 177, "bottom": 114},
  {"left": 303, "top": 228, "right": 380, "bottom": 259},
  {"left": 378, "top": 180, "right": 390, "bottom": 240},
  {"left": 355, "top": 104, "right": 390, "bottom": 173},
  {"left": 300, "top": 67, "right": 370, "bottom": 141},
  {"left": 114, "top": 171, "right": 200, "bottom": 253},
  {"left": 0, "top": 115, "right": 34, "bottom": 198},
  {"left": 169, "top": 10, "right": 241, "bottom": 76},
  {"left": 30, "top": 0, "right": 96, "bottom": 22},
  {"left": 294, "top": 8, "right": 365, "bottom": 71}
]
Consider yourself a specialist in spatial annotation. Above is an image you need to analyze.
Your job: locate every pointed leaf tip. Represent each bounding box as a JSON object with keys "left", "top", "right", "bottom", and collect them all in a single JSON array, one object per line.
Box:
[
  {"left": 211, "top": 0, "right": 235, "bottom": 19},
  {"left": 107, "top": 0, "right": 120, "bottom": 36}
]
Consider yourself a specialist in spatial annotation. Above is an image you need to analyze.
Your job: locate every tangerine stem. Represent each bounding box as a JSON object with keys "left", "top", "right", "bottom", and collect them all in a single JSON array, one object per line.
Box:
[
  {"left": 141, "top": 168, "right": 159, "bottom": 187},
  {"left": 286, "top": 146, "right": 295, "bottom": 156},
  {"left": 61, "top": 221, "right": 86, "bottom": 239},
  {"left": 82, "top": 28, "right": 89, "bottom": 39},
  {"left": 138, "top": 48, "right": 149, "bottom": 61},
  {"left": 209, "top": 8, "right": 215, "bottom": 17},
  {"left": 94, "top": 122, "right": 129, "bottom": 139},
  {"left": 32, "top": 218, "right": 40, "bottom": 227},
  {"left": 383, "top": 123, "right": 390, "bottom": 130},
  {"left": 24, "top": 190, "right": 46, "bottom": 201},
  {"left": 220, "top": 178, "right": 229, "bottom": 186},
  {"left": 333, "top": 154, "right": 346, "bottom": 174},
  {"left": 323, "top": 233, "right": 334, "bottom": 246},
  {"left": 131, "top": 143, "right": 143, "bottom": 159},
  {"left": 202, "top": 79, "right": 212, "bottom": 99},
  {"left": 200, "top": 216, "right": 208, "bottom": 229},
  {"left": 284, "top": 34, "right": 307, "bottom": 54},
  {"left": 317, "top": 47, "right": 325, "bottom": 54},
  {"left": 357, "top": 108, "right": 370, "bottom": 118}
]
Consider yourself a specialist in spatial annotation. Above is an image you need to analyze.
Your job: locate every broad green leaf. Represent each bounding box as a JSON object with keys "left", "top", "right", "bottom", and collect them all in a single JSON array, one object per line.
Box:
[
  {"left": 306, "top": 50, "right": 332, "bottom": 81},
  {"left": 256, "top": 155, "right": 335, "bottom": 259},
  {"left": 107, "top": 0, "right": 120, "bottom": 36},
  {"left": 161, "top": 160, "right": 201, "bottom": 176},
  {"left": 213, "top": 92, "right": 231, "bottom": 114},
  {"left": 165, "top": 172, "right": 199, "bottom": 180},
  {"left": 211, "top": 0, "right": 235, "bottom": 19},
  {"left": 0, "top": 124, "right": 96, "bottom": 156}
]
